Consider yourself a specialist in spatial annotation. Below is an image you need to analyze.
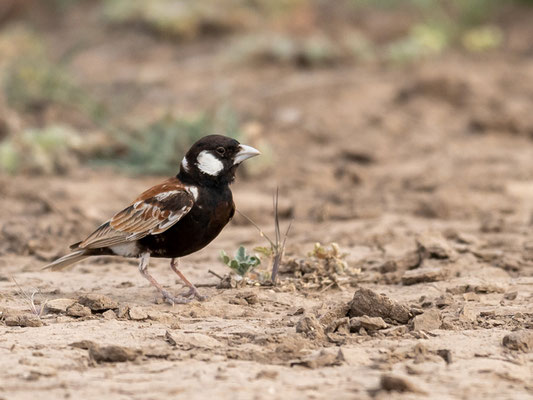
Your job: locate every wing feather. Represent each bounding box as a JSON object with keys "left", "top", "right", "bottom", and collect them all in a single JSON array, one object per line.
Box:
[{"left": 75, "top": 179, "right": 194, "bottom": 250}]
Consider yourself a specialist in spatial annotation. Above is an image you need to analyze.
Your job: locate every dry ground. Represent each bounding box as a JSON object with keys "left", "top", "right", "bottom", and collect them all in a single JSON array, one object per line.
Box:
[{"left": 1, "top": 3, "right": 533, "bottom": 399}]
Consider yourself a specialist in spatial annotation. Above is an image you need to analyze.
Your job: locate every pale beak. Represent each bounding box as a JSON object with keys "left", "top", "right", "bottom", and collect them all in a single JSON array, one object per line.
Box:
[{"left": 234, "top": 144, "right": 261, "bottom": 165}]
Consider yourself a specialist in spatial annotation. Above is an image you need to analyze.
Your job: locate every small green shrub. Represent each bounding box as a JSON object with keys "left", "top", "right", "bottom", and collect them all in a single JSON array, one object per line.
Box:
[{"left": 220, "top": 246, "right": 261, "bottom": 276}]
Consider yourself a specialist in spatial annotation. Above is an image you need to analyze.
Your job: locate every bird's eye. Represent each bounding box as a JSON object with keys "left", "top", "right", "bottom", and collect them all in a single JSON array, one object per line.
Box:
[{"left": 216, "top": 147, "right": 226, "bottom": 155}]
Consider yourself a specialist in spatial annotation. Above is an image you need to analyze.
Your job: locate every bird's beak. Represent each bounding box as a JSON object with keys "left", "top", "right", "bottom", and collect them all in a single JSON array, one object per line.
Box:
[{"left": 234, "top": 144, "right": 261, "bottom": 165}]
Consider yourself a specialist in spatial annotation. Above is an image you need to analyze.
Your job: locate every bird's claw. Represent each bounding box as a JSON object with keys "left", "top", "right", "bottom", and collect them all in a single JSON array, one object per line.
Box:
[
  {"left": 161, "top": 290, "right": 193, "bottom": 305},
  {"left": 179, "top": 287, "right": 207, "bottom": 302}
]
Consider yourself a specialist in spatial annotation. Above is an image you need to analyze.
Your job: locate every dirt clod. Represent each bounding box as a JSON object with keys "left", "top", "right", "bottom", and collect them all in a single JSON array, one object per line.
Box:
[
  {"left": 45, "top": 298, "right": 76, "bottom": 314},
  {"left": 292, "top": 349, "right": 345, "bottom": 369},
  {"left": 128, "top": 306, "right": 148, "bottom": 320},
  {"left": 380, "top": 374, "right": 426, "bottom": 394},
  {"left": 402, "top": 267, "right": 448, "bottom": 285},
  {"left": 502, "top": 331, "right": 533, "bottom": 352},
  {"left": 348, "top": 288, "right": 411, "bottom": 324},
  {"left": 296, "top": 315, "right": 325, "bottom": 339},
  {"left": 66, "top": 303, "right": 92, "bottom": 317},
  {"left": 78, "top": 294, "right": 118, "bottom": 312},
  {"left": 350, "top": 316, "right": 388, "bottom": 331},
  {"left": 89, "top": 345, "right": 139, "bottom": 363},
  {"left": 411, "top": 309, "right": 442, "bottom": 332},
  {"left": 4, "top": 313, "right": 43, "bottom": 327}
]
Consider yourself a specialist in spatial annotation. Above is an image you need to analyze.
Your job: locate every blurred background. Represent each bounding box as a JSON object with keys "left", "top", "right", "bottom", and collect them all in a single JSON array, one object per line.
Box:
[{"left": 0, "top": 0, "right": 533, "bottom": 252}]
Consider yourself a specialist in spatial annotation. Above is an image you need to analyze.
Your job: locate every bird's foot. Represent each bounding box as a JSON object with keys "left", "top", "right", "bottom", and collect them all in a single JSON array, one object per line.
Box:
[
  {"left": 161, "top": 289, "right": 193, "bottom": 305},
  {"left": 179, "top": 287, "right": 207, "bottom": 302}
]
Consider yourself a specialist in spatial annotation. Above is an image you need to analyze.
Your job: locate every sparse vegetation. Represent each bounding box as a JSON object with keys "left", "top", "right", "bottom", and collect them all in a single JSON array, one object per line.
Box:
[
  {"left": 95, "top": 107, "right": 242, "bottom": 175},
  {"left": 220, "top": 246, "right": 261, "bottom": 277}
]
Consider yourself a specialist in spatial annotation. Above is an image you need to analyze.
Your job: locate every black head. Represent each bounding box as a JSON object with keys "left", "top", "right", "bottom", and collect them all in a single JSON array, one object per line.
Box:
[{"left": 177, "top": 135, "right": 260, "bottom": 186}]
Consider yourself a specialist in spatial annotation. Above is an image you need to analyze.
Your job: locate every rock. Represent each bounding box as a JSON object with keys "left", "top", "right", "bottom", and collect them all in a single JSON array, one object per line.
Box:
[
  {"left": 502, "top": 331, "right": 533, "bottom": 352},
  {"left": 503, "top": 291, "right": 518, "bottom": 300},
  {"left": 66, "top": 303, "right": 92, "bottom": 317},
  {"left": 78, "top": 294, "right": 118, "bottom": 311},
  {"left": 70, "top": 340, "right": 98, "bottom": 350},
  {"left": 45, "top": 298, "right": 76, "bottom": 314},
  {"left": 459, "top": 304, "right": 478, "bottom": 323},
  {"left": 89, "top": 345, "right": 139, "bottom": 363},
  {"left": 291, "top": 349, "right": 345, "bottom": 369},
  {"left": 437, "top": 349, "right": 453, "bottom": 364},
  {"left": 165, "top": 331, "right": 223, "bottom": 349},
  {"left": 475, "top": 284, "right": 505, "bottom": 294},
  {"left": 380, "top": 374, "right": 426, "bottom": 394},
  {"left": 237, "top": 292, "right": 258, "bottom": 305},
  {"left": 102, "top": 310, "right": 117, "bottom": 320},
  {"left": 296, "top": 315, "right": 325, "bottom": 339},
  {"left": 463, "top": 292, "right": 480, "bottom": 302},
  {"left": 349, "top": 288, "right": 411, "bottom": 324},
  {"left": 416, "top": 233, "right": 454, "bottom": 259},
  {"left": 5, "top": 314, "right": 43, "bottom": 327},
  {"left": 349, "top": 316, "right": 388, "bottom": 331},
  {"left": 402, "top": 267, "right": 448, "bottom": 285},
  {"left": 411, "top": 309, "right": 442, "bottom": 332},
  {"left": 165, "top": 330, "right": 177, "bottom": 346},
  {"left": 395, "top": 250, "right": 422, "bottom": 270},
  {"left": 435, "top": 294, "right": 454, "bottom": 308},
  {"left": 116, "top": 304, "right": 130, "bottom": 319},
  {"left": 128, "top": 306, "right": 148, "bottom": 320}
]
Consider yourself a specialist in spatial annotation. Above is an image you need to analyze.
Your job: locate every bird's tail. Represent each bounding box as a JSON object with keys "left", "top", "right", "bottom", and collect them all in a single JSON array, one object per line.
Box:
[{"left": 43, "top": 250, "right": 90, "bottom": 271}]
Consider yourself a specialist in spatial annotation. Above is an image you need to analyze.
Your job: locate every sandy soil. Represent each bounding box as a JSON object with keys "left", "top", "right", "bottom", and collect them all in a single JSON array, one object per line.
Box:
[{"left": 1, "top": 4, "right": 533, "bottom": 399}]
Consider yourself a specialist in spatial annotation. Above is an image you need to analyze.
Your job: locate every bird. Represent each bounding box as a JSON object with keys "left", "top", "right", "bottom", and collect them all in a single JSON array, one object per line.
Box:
[{"left": 44, "top": 134, "right": 260, "bottom": 304}]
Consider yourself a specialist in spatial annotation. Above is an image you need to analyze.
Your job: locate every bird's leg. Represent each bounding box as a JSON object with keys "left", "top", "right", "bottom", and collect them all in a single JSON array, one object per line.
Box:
[
  {"left": 138, "top": 253, "right": 191, "bottom": 305},
  {"left": 170, "top": 258, "right": 206, "bottom": 301}
]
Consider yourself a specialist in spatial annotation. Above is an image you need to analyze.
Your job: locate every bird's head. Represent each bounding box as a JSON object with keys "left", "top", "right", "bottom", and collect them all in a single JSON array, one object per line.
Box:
[{"left": 178, "top": 135, "right": 260, "bottom": 186}]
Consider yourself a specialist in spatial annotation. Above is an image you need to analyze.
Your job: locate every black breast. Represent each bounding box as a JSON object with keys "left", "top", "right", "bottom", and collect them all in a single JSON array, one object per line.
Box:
[{"left": 138, "top": 185, "right": 235, "bottom": 258}]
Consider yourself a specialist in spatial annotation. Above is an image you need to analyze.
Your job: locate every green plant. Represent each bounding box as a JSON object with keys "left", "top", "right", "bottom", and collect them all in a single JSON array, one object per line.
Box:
[{"left": 220, "top": 246, "right": 260, "bottom": 276}]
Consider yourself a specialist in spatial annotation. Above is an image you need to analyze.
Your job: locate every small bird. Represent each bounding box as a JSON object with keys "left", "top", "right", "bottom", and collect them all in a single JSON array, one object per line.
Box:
[{"left": 44, "top": 135, "right": 260, "bottom": 304}]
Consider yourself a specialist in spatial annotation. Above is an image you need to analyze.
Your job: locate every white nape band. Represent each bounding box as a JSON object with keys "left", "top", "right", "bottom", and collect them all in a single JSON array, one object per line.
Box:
[
  {"left": 196, "top": 150, "right": 223, "bottom": 176},
  {"left": 181, "top": 157, "right": 190, "bottom": 172},
  {"left": 186, "top": 186, "right": 199, "bottom": 200}
]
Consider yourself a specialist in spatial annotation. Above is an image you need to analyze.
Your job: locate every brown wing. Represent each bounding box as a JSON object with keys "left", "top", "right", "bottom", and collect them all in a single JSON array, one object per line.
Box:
[{"left": 74, "top": 178, "right": 195, "bottom": 250}]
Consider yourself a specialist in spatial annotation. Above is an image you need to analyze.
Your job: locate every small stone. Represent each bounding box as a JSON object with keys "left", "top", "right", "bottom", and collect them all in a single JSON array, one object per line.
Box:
[
  {"left": 475, "top": 284, "right": 505, "bottom": 294},
  {"left": 348, "top": 288, "right": 411, "bottom": 324},
  {"left": 5, "top": 314, "right": 43, "bottom": 327},
  {"left": 380, "top": 374, "right": 425, "bottom": 394},
  {"left": 463, "top": 292, "right": 480, "bottom": 302},
  {"left": 503, "top": 291, "right": 518, "bottom": 300},
  {"left": 66, "top": 303, "right": 92, "bottom": 317},
  {"left": 128, "top": 306, "right": 148, "bottom": 320},
  {"left": 402, "top": 267, "right": 448, "bottom": 285},
  {"left": 349, "top": 316, "right": 388, "bottom": 331},
  {"left": 437, "top": 349, "right": 452, "bottom": 364},
  {"left": 292, "top": 349, "right": 345, "bottom": 369},
  {"left": 78, "top": 294, "right": 118, "bottom": 311},
  {"left": 45, "top": 298, "right": 76, "bottom": 314},
  {"left": 102, "top": 310, "right": 117, "bottom": 320},
  {"left": 116, "top": 304, "right": 130, "bottom": 319},
  {"left": 89, "top": 345, "right": 139, "bottom": 363},
  {"left": 70, "top": 340, "right": 98, "bottom": 350},
  {"left": 435, "top": 294, "right": 454, "bottom": 308},
  {"left": 416, "top": 233, "right": 454, "bottom": 259},
  {"left": 296, "top": 315, "right": 325, "bottom": 339},
  {"left": 459, "top": 304, "right": 478, "bottom": 323},
  {"left": 255, "top": 370, "right": 279, "bottom": 380},
  {"left": 502, "top": 331, "right": 533, "bottom": 352},
  {"left": 411, "top": 309, "right": 442, "bottom": 332}
]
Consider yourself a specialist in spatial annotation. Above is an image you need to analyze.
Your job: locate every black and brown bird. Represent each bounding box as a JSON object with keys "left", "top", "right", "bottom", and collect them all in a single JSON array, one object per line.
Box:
[{"left": 44, "top": 135, "right": 260, "bottom": 304}]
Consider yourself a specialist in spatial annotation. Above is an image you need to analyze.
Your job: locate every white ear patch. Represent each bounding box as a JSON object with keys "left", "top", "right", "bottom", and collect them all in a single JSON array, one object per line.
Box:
[
  {"left": 181, "top": 157, "right": 189, "bottom": 172},
  {"left": 196, "top": 150, "right": 223, "bottom": 176}
]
